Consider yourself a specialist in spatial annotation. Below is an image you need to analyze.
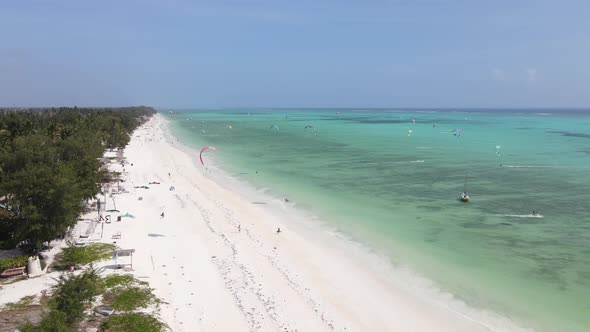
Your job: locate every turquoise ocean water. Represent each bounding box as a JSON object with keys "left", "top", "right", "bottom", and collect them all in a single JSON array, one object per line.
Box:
[{"left": 166, "top": 109, "right": 590, "bottom": 332}]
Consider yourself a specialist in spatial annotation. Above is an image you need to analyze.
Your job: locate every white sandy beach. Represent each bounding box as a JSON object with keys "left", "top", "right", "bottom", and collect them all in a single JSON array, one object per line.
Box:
[{"left": 1, "top": 114, "right": 529, "bottom": 332}]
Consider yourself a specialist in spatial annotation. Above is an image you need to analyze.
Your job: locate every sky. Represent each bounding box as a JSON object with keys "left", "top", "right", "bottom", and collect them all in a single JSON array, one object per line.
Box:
[{"left": 1, "top": 0, "right": 589, "bottom": 108}]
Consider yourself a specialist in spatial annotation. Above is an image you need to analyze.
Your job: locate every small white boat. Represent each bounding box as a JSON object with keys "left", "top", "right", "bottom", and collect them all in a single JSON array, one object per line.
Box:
[
  {"left": 460, "top": 192, "right": 470, "bottom": 202},
  {"left": 95, "top": 306, "right": 115, "bottom": 316},
  {"left": 459, "top": 171, "right": 471, "bottom": 203}
]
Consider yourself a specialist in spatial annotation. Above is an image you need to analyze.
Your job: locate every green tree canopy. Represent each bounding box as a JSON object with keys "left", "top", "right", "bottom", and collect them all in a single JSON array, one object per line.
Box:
[{"left": 0, "top": 107, "right": 155, "bottom": 250}]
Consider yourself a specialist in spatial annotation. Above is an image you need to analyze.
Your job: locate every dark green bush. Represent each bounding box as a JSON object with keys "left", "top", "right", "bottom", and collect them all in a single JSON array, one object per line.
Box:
[
  {"left": 17, "top": 268, "right": 166, "bottom": 331},
  {"left": 106, "top": 286, "right": 157, "bottom": 311},
  {"left": 100, "top": 313, "right": 166, "bottom": 332},
  {"left": 59, "top": 243, "right": 115, "bottom": 267},
  {"left": 19, "top": 311, "right": 72, "bottom": 332},
  {"left": 103, "top": 274, "right": 135, "bottom": 288},
  {"left": 0, "top": 255, "right": 28, "bottom": 271},
  {"left": 50, "top": 268, "right": 104, "bottom": 325}
]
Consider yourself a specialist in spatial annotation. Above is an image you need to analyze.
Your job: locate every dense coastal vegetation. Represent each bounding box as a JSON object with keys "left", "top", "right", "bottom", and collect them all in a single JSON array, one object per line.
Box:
[
  {"left": 16, "top": 268, "right": 164, "bottom": 332},
  {"left": 0, "top": 107, "right": 155, "bottom": 250}
]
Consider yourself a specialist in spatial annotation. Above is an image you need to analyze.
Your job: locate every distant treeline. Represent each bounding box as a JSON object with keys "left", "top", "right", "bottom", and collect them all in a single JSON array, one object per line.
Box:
[{"left": 0, "top": 106, "right": 155, "bottom": 250}]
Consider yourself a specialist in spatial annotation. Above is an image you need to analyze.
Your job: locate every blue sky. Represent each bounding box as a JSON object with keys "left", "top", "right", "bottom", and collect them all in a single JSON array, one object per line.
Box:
[{"left": 1, "top": 0, "right": 589, "bottom": 108}]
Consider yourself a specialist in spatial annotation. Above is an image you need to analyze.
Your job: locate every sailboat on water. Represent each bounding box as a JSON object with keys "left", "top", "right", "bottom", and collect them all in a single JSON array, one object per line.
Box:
[
  {"left": 460, "top": 191, "right": 470, "bottom": 202},
  {"left": 459, "top": 171, "right": 470, "bottom": 202}
]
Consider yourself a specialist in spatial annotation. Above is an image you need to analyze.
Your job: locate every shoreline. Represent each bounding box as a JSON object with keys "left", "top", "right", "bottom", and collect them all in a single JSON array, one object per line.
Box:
[
  {"left": 1, "top": 114, "right": 530, "bottom": 331},
  {"left": 159, "top": 114, "right": 530, "bottom": 332}
]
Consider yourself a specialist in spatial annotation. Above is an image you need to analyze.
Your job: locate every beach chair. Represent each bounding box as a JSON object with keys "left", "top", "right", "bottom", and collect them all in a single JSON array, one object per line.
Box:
[{"left": 0, "top": 267, "right": 26, "bottom": 278}]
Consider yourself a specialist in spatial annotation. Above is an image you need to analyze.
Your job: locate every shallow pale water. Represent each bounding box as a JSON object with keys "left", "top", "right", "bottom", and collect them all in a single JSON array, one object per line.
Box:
[{"left": 166, "top": 109, "right": 590, "bottom": 332}]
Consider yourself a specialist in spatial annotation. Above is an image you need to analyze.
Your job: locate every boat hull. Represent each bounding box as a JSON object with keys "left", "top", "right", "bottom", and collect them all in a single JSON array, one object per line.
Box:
[{"left": 459, "top": 193, "right": 470, "bottom": 202}]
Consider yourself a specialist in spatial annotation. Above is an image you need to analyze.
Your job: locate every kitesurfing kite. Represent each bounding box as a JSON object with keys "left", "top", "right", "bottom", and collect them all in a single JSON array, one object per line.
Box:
[
  {"left": 270, "top": 125, "right": 280, "bottom": 131},
  {"left": 199, "top": 146, "right": 217, "bottom": 166}
]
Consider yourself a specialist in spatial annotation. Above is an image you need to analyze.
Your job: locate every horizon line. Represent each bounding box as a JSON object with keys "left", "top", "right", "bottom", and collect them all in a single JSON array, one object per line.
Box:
[{"left": 2, "top": 105, "right": 590, "bottom": 112}]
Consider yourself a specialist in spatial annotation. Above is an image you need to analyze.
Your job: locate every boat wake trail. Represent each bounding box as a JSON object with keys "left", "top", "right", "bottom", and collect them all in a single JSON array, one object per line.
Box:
[
  {"left": 501, "top": 165, "right": 567, "bottom": 168},
  {"left": 393, "top": 160, "right": 425, "bottom": 164},
  {"left": 494, "top": 214, "right": 544, "bottom": 218}
]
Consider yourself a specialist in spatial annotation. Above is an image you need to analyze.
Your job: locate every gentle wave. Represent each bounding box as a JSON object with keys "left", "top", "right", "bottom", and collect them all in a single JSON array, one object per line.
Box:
[
  {"left": 494, "top": 214, "right": 544, "bottom": 218},
  {"left": 501, "top": 165, "right": 564, "bottom": 168},
  {"left": 393, "top": 160, "right": 425, "bottom": 163}
]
